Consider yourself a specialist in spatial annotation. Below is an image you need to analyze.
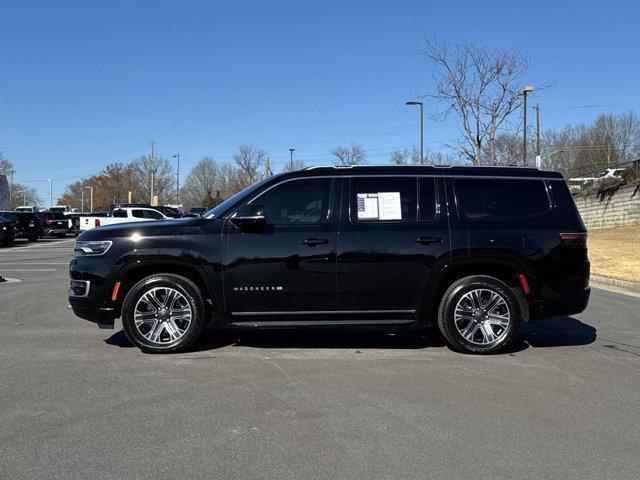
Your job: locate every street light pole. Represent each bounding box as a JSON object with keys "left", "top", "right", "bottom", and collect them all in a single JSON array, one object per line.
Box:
[
  {"left": 48, "top": 179, "right": 53, "bottom": 208},
  {"left": 81, "top": 189, "right": 84, "bottom": 213},
  {"left": 173, "top": 153, "right": 180, "bottom": 204},
  {"left": 289, "top": 148, "right": 295, "bottom": 171},
  {"left": 405, "top": 101, "right": 424, "bottom": 164},
  {"left": 518, "top": 86, "right": 534, "bottom": 166},
  {"left": 86, "top": 186, "right": 94, "bottom": 213}
]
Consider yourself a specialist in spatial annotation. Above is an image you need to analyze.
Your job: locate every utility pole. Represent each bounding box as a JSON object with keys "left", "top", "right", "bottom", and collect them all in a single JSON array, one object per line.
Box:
[
  {"left": 289, "top": 148, "right": 295, "bottom": 171},
  {"left": 534, "top": 104, "right": 542, "bottom": 169},
  {"left": 173, "top": 153, "right": 180, "bottom": 204},
  {"left": 86, "top": 186, "right": 94, "bottom": 212},
  {"left": 518, "top": 86, "right": 534, "bottom": 166},
  {"left": 81, "top": 189, "right": 84, "bottom": 213},
  {"left": 48, "top": 179, "right": 53, "bottom": 208},
  {"left": 150, "top": 139, "right": 155, "bottom": 204}
]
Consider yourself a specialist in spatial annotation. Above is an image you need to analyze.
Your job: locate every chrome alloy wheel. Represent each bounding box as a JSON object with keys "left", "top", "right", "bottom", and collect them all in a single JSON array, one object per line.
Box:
[
  {"left": 454, "top": 288, "right": 511, "bottom": 346},
  {"left": 133, "top": 287, "right": 192, "bottom": 345}
]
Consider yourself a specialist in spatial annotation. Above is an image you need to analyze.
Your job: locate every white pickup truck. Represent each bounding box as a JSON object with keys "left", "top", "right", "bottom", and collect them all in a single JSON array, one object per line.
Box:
[{"left": 79, "top": 207, "right": 169, "bottom": 232}]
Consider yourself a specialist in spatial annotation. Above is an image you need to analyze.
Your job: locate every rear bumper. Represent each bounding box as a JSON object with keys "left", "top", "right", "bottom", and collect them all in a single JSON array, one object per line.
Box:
[
  {"left": 529, "top": 287, "right": 590, "bottom": 320},
  {"left": 69, "top": 304, "right": 116, "bottom": 329},
  {"left": 45, "top": 228, "right": 67, "bottom": 235}
]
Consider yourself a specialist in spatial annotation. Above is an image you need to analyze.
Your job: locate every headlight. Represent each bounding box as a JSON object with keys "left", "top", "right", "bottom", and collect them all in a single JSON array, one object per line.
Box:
[{"left": 74, "top": 240, "right": 113, "bottom": 256}]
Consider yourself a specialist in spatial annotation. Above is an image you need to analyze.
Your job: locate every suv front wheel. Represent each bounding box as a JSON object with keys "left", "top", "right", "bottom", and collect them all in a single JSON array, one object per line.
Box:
[
  {"left": 121, "top": 274, "right": 206, "bottom": 353},
  {"left": 438, "top": 275, "right": 521, "bottom": 354}
]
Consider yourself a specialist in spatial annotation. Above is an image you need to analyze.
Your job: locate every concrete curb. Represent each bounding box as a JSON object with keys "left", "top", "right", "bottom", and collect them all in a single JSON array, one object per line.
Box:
[{"left": 591, "top": 274, "right": 640, "bottom": 297}]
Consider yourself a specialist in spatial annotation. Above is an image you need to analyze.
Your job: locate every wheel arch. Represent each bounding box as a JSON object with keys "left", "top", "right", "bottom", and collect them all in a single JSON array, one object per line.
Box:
[
  {"left": 111, "top": 260, "right": 220, "bottom": 320},
  {"left": 426, "top": 258, "right": 531, "bottom": 322}
]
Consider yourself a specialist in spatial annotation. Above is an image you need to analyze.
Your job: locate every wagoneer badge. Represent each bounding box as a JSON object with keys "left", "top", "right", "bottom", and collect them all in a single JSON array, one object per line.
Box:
[{"left": 234, "top": 286, "right": 284, "bottom": 292}]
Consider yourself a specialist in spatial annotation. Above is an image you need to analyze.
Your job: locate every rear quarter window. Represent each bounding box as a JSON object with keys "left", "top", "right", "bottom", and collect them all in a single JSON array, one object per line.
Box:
[{"left": 455, "top": 178, "right": 551, "bottom": 221}]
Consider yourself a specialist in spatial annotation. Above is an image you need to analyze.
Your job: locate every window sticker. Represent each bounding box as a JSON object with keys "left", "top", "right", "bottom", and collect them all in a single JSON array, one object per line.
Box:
[
  {"left": 378, "top": 191, "right": 402, "bottom": 220},
  {"left": 357, "top": 193, "right": 379, "bottom": 219},
  {"left": 356, "top": 191, "right": 402, "bottom": 220}
]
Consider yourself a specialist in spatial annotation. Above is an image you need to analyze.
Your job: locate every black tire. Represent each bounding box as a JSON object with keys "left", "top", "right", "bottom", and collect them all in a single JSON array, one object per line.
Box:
[
  {"left": 121, "top": 274, "right": 207, "bottom": 353},
  {"left": 437, "top": 275, "right": 521, "bottom": 354},
  {"left": 28, "top": 235, "right": 39, "bottom": 242}
]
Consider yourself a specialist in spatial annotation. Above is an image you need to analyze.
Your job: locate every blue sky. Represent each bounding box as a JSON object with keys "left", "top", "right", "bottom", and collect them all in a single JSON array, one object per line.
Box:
[{"left": 1, "top": 0, "right": 639, "bottom": 203}]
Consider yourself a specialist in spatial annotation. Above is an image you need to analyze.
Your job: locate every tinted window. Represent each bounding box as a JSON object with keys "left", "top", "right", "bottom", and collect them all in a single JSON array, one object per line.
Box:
[
  {"left": 251, "top": 178, "right": 332, "bottom": 225},
  {"left": 351, "top": 177, "right": 417, "bottom": 222},
  {"left": 131, "top": 209, "right": 145, "bottom": 218},
  {"left": 144, "top": 209, "right": 164, "bottom": 219},
  {"left": 112, "top": 209, "right": 127, "bottom": 218},
  {"left": 455, "top": 179, "right": 550, "bottom": 221},
  {"left": 419, "top": 178, "right": 437, "bottom": 222}
]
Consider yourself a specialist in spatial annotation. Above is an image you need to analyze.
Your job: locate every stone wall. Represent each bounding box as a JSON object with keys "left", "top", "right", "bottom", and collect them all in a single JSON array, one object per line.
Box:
[
  {"left": 573, "top": 184, "right": 640, "bottom": 229},
  {"left": 0, "top": 175, "right": 9, "bottom": 210}
]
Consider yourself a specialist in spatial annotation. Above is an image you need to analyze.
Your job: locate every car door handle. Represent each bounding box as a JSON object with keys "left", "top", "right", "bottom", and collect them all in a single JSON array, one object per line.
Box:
[
  {"left": 415, "top": 236, "right": 442, "bottom": 245},
  {"left": 302, "top": 238, "right": 329, "bottom": 247}
]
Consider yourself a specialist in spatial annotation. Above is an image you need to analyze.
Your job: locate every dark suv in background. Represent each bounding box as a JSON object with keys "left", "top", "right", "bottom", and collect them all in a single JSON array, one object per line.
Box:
[
  {"left": 69, "top": 165, "right": 590, "bottom": 354},
  {"left": 0, "top": 211, "right": 43, "bottom": 242}
]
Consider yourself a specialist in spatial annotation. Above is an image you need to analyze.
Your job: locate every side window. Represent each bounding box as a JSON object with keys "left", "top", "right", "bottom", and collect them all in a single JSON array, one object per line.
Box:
[
  {"left": 144, "top": 209, "right": 164, "bottom": 219},
  {"left": 455, "top": 179, "right": 550, "bottom": 221},
  {"left": 419, "top": 178, "right": 437, "bottom": 222},
  {"left": 131, "top": 209, "right": 146, "bottom": 218},
  {"left": 251, "top": 178, "right": 332, "bottom": 225},
  {"left": 112, "top": 209, "right": 127, "bottom": 218},
  {"left": 351, "top": 177, "right": 417, "bottom": 223}
]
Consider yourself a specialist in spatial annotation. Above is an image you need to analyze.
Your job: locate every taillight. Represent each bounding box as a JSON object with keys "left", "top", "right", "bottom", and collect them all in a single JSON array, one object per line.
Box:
[
  {"left": 560, "top": 233, "right": 587, "bottom": 247},
  {"left": 45, "top": 218, "right": 51, "bottom": 225},
  {"left": 95, "top": 219, "right": 101, "bottom": 227}
]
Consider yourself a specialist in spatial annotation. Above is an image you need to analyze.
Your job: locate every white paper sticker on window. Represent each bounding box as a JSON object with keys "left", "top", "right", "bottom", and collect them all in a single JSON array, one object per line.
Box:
[
  {"left": 378, "top": 192, "right": 402, "bottom": 220},
  {"left": 357, "top": 193, "right": 379, "bottom": 219}
]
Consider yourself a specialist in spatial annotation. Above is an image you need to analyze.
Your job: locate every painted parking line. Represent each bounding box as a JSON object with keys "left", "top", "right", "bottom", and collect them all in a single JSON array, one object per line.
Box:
[
  {"left": 0, "top": 262, "right": 69, "bottom": 265},
  {"left": 0, "top": 269, "right": 57, "bottom": 272}
]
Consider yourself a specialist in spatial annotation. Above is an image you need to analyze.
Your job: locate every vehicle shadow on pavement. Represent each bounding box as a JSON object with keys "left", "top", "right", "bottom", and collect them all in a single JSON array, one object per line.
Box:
[
  {"left": 105, "top": 316, "right": 596, "bottom": 353},
  {"left": 513, "top": 316, "right": 597, "bottom": 350}
]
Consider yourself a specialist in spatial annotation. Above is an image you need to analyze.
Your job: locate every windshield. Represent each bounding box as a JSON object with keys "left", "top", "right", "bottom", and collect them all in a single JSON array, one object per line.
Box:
[{"left": 204, "top": 176, "right": 277, "bottom": 219}]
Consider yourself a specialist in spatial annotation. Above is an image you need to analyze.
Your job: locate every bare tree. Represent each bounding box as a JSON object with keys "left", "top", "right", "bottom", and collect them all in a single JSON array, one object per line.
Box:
[
  {"left": 331, "top": 143, "right": 367, "bottom": 166},
  {"left": 0, "top": 151, "right": 13, "bottom": 176},
  {"left": 423, "top": 38, "right": 529, "bottom": 165},
  {"left": 282, "top": 155, "right": 306, "bottom": 172},
  {"left": 133, "top": 154, "right": 175, "bottom": 204},
  {"left": 9, "top": 182, "right": 39, "bottom": 209},
  {"left": 233, "top": 144, "right": 267, "bottom": 189},
  {"left": 181, "top": 156, "right": 221, "bottom": 208}
]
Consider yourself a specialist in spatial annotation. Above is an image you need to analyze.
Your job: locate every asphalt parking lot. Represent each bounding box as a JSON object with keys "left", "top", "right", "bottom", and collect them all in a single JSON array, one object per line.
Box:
[{"left": 0, "top": 237, "right": 639, "bottom": 480}]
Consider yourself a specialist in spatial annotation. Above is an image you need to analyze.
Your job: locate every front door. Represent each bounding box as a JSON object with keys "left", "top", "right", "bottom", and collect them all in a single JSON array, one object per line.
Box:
[
  {"left": 337, "top": 175, "right": 450, "bottom": 313},
  {"left": 224, "top": 176, "right": 339, "bottom": 316}
]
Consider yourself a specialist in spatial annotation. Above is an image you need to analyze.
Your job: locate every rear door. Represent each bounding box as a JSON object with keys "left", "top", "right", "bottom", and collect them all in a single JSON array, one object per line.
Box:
[{"left": 336, "top": 175, "right": 450, "bottom": 313}]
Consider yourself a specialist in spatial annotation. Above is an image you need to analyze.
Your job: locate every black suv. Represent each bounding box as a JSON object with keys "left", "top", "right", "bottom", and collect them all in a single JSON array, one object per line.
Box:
[
  {"left": 0, "top": 211, "right": 43, "bottom": 242},
  {"left": 69, "top": 166, "right": 590, "bottom": 354}
]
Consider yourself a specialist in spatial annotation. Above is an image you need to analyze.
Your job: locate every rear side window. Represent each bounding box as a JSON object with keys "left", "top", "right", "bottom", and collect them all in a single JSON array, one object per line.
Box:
[
  {"left": 455, "top": 179, "right": 550, "bottom": 221},
  {"left": 351, "top": 177, "right": 417, "bottom": 222},
  {"left": 144, "top": 209, "right": 164, "bottom": 219},
  {"left": 131, "top": 209, "right": 145, "bottom": 218}
]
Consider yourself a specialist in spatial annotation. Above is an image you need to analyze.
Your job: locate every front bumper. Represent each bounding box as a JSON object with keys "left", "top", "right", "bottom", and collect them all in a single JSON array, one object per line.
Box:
[
  {"left": 69, "top": 304, "right": 116, "bottom": 329},
  {"left": 529, "top": 287, "right": 591, "bottom": 320}
]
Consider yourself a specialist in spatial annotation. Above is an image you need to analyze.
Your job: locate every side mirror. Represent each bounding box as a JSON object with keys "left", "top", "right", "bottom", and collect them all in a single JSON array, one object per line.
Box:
[{"left": 231, "top": 204, "right": 266, "bottom": 231}]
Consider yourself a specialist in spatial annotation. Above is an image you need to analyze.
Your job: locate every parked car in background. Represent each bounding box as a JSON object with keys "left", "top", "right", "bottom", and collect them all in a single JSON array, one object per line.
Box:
[
  {"left": 118, "top": 204, "right": 182, "bottom": 218},
  {"left": 14, "top": 206, "right": 38, "bottom": 213},
  {"left": 49, "top": 205, "right": 76, "bottom": 233},
  {"left": 186, "top": 207, "right": 207, "bottom": 217},
  {"left": 78, "top": 206, "right": 169, "bottom": 232},
  {"left": 39, "top": 211, "right": 70, "bottom": 238},
  {"left": 0, "top": 211, "right": 43, "bottom": 242},
  {"left": 69, "top": 165, "right": 590, "bottom": 355},
  {"left": 0, "top": 215, "right": 17, "bottom": 245}
]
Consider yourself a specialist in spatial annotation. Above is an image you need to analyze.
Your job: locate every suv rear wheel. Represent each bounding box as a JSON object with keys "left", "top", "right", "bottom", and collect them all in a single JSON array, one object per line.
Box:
[
  {"left": 438, "top": 275, "right": 521, "bottom": 354},
  {"left": 121, "top": 274, "right": 206, "bottom": 353}
]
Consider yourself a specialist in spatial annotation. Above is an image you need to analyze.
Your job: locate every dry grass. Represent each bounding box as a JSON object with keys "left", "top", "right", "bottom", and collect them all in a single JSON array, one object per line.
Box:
[{"left": 587, "top": 225, "right": 640, "bottom": 283}]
